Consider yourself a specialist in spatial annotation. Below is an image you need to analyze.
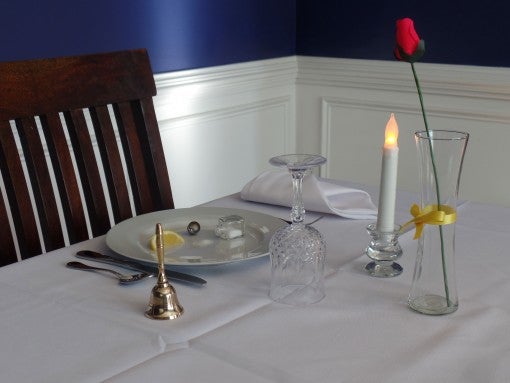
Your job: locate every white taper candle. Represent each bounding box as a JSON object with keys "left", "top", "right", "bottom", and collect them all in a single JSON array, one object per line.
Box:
[{"left": 376, "top": 113, "right": 399, "bottom": 232}]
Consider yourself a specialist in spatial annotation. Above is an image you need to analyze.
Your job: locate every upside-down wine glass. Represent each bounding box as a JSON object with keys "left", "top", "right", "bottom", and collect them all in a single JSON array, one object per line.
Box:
[{"left": 268, "top": 154, "right": 327, "bottom": 305}]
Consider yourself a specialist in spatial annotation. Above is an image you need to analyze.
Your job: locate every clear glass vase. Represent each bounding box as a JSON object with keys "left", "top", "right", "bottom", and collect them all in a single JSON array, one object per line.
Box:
[{"left": 408, "top": 130, "right": 469, "bottom": 315}]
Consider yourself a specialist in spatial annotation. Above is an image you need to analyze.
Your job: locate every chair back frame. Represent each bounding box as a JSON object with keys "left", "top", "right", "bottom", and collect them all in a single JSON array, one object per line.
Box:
[{"left": 0, "top": 49, "right": 174, "bottom": 265}]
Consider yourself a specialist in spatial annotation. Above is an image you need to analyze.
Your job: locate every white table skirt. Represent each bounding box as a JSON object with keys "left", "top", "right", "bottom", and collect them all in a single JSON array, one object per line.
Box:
[{"left": 1, "top": 183, "right": 509, "bottom": 383}]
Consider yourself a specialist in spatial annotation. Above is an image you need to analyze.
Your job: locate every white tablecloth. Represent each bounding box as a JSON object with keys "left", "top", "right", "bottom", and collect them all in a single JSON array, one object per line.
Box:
[{"left": 1, "top": 182, "right": 509, "bottom": 382}]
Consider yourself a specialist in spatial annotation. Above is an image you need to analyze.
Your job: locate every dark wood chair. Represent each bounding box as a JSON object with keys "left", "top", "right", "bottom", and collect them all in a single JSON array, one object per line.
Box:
[{"left": 0, "top": 49, "right": 174, "bottom": 266}]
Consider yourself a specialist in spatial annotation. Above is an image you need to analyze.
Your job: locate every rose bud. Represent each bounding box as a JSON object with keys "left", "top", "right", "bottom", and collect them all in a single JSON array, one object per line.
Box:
[{"left": 394, "top": 18, "right": 425, "bottom": 63}]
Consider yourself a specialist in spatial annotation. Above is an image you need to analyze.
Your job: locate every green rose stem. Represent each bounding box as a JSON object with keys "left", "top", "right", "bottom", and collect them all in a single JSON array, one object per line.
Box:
[{"left": 410, "top": 62, "right": 450, "bottom": 306}]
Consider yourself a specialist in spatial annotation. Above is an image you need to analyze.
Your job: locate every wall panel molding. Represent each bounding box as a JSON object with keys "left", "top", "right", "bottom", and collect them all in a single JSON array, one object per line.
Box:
[
  {"left": 153, "top": 57, "right": 297, "bottom": 207},
  {"left": 297, "top": 56, "right": 510, "bottom": 206}
]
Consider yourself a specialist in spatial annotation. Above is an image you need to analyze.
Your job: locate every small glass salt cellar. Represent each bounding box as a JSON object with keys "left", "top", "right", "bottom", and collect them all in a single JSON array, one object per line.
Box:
[{"left": 215, "top": 215, "right": 245, "bottom": 240}]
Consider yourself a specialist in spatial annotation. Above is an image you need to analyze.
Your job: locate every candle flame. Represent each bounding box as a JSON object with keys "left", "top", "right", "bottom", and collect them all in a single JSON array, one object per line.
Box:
[{"left": 384, "top": 113, "right": 399, "bottom": 148}]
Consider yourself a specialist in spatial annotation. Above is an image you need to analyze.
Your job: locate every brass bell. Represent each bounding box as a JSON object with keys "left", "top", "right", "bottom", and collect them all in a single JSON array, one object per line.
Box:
[{"left": 145, "top": 223, "right": 184, "bottom": 320}]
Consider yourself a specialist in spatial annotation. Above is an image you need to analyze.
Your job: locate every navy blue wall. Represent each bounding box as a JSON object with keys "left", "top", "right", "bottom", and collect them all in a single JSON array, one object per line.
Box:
[
  {"left": 1, "top": 0, "right": 510, "bottom": 72},
  {"left": 297, "top": 1, "right": 510, "bottom": 68},
  {"left": 0, "top": 0, "right": 296, "bottom": 73}
]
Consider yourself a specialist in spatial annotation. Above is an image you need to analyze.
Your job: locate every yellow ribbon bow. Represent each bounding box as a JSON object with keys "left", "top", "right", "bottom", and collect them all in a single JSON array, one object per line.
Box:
[{"left": 401, "top": 204, "right": 457, "bottom": 239}]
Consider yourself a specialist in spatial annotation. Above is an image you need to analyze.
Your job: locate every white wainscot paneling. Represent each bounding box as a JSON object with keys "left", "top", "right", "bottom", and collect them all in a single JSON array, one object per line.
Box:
[
  {"left": 159, "top": 98, "right": 292, "bottom": 207},
  {"left": 153, "top": 56, "right": 510, "bottom": 207},
  {"left": 154, "top": 57, "right": 296, "bottom": 207},
  {"left": 297, "top": 56, "right": 510, "bottom": 207}
]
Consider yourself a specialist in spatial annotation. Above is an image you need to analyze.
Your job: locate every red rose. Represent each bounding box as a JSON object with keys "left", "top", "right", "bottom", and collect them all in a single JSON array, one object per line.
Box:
[{"left": 394, "top": 18, "right": 425, "bottom": 63}]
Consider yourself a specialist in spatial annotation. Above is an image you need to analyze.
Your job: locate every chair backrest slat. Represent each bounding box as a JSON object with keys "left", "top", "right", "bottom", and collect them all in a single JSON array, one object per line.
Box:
[
  {"left": 0, "top": 120, "right": 42, "bottom": 258},
  {"left": 64, "top": 108, "right": 111, "bottom": 237},
  {"left": 0, "top": 49, "right": 174, "bottom": 265},
  {"left": 89, "top": 105, "right": 133, "bottom": 223},
  {"left": 15, "top": 117, "right": 65, "bottom": 251},
  {"left": 139, "top": 97, "right": 174, "bottom": 209},
  {"left": 115, "top": 100, "right": 155, "bottom": 214},
  {"left": 41, "top": 112, "right": 89, "bottom": 244},
  {"left": 0, "top": 188, "right": 17, "bottom": 263}
]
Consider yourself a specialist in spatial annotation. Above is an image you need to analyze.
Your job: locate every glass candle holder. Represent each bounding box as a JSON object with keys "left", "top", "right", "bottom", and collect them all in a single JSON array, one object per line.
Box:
[{"left": 364, "top": 223, "right": 403, "bottom": 277}]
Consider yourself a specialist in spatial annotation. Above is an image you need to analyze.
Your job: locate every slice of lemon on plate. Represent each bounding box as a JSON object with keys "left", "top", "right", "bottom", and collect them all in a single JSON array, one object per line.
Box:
[{"left": 148, "top": 230, "right": 185, "bottom": 251}]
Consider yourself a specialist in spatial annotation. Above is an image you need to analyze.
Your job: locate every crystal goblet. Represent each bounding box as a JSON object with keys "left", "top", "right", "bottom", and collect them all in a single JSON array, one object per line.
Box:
[{"left": 268, "top": 154, "right": 327, "bottom": 305}]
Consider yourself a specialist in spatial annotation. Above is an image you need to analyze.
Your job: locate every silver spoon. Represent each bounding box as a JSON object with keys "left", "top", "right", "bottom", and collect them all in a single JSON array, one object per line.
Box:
[{"left": 66, "top": 261, "right": 152, "bottom": 285}]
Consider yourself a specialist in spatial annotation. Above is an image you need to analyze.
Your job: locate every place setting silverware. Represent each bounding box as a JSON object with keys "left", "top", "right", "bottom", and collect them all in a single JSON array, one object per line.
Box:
[
  {"left": 74, "top": 250, "right": 207, "bottom": 287},
  {"left": 66, "top": 261, "right": 151, "bottom": 285}
]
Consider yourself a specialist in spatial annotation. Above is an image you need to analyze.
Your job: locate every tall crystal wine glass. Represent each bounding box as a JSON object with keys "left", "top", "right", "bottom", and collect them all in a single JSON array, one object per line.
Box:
[{"left": 268, "top": 154, "right": 327, "bottom": 305}]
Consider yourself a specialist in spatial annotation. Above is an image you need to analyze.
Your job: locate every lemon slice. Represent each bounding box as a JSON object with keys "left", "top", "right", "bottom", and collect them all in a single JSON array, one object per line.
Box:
[{"left": 148, "top": 230, "right": 184, "bottom": 251}]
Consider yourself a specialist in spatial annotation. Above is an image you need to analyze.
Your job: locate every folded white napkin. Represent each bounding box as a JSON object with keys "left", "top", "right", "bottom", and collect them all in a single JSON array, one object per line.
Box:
[{"left": 241, "top": 170, "right": 377, "bottom": 219}]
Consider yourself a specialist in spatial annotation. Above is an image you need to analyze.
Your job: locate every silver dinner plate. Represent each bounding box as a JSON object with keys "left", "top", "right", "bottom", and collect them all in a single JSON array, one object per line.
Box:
[{"left": 106, "top": 207, "right": 285, "bottom": 266}]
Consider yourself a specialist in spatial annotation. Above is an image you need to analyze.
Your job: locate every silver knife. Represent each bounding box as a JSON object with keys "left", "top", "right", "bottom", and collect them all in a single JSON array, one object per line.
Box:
[{"left": 76, "top": 250, "right": 206, "bottom": 286}]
